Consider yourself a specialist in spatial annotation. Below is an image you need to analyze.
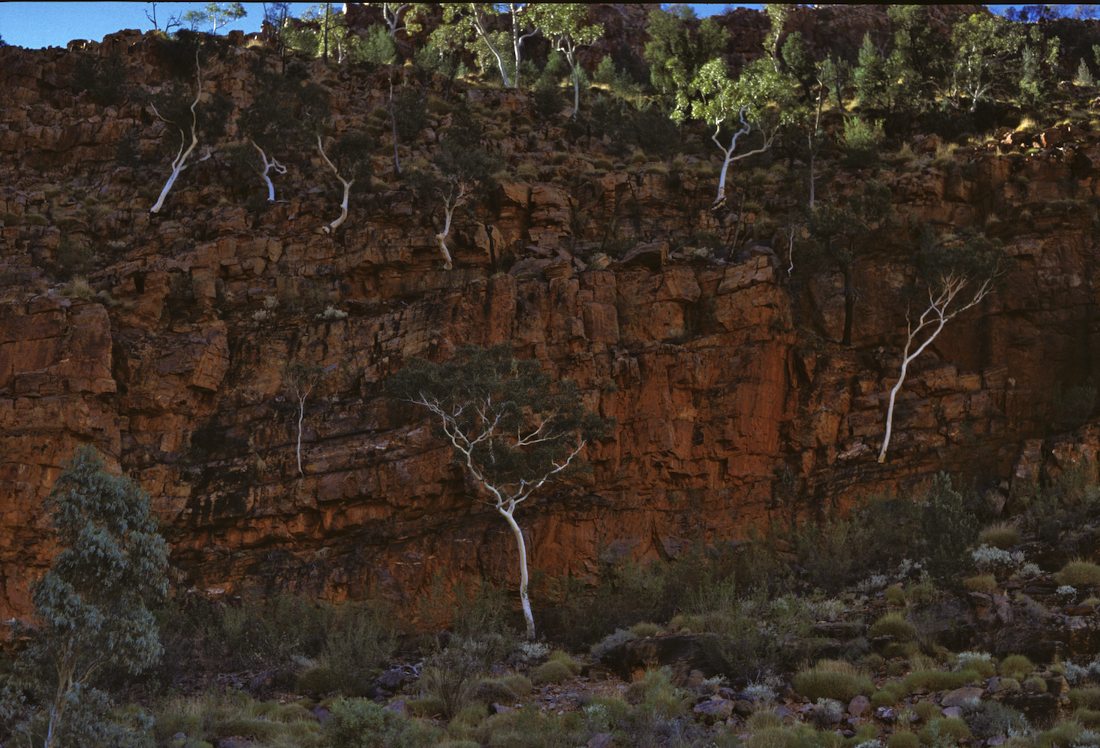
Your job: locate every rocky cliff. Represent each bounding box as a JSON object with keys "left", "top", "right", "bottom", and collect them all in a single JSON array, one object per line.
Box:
[{"left": 2, "top": 22, "right": 1100, "bottom": 624}]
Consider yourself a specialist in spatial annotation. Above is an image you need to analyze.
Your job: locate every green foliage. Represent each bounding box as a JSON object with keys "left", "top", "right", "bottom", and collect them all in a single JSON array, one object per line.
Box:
[
  {"left": 887, "top": 733, "right": 920, "bottom": 748},
  {"left": 963, "top": 700, "right": 1029, "bottom": 741},
  {"left": 643, "top": 6, "right": 727, "bottom": 105},
  {"left": 853, "top": 33, "right": 888, "bottom": 108},
  {"left": 1000, "top": 654, "right": 1035, "bottom": 679},
  {"left": 921, "top": 717, "right": 972, "bottom": 745},
  {"left": 1019, "top": 27, "right": 1061, "bottom": 109},
  {"left": 181, "top": 2, "right": 245, "bottom": 33},
  {"left": 1069, "top": 687, "right": 1100, "bottom": 710},
  {"left": 868, "top": 612, "right": 918, "bottom": 642},
  {"left": 10, "top": 446, "right": 168, "bottom": 746},
  {"left": 530, "top": 659, "right": 574, "bottom": 685},
  {"left": 1057, "top": 560, "right": 1100, "bottom": 587},
  {"left": 387, "top": 345, "right": 602, "bottom": 496},
  {"left": 354, "top": 24, "right": 397, "bottom": 67},
  {"left": 391, "top": 87, "right": 427, "bottom": 141},
  {"left": 978, "top": 522, "right": 1021, "bottom": 549},
  {"left": 901, "top": 669, "right": 979, "bottom": 694},
  {"left": 950, "top": 12, "right": 1024, "bottom": 110},
  {"left": 916, "top": 230, "right": 1001, "bottom": 292},
  {"left": 324, "top": 698, "right": 440, "bottom": 748},
  {"left": 792, "top": 661, "right": 874, "bottom": 702},
  {"left": 532, "top": 77, "right": 563, "bottom": 121},
  {"left": 329, "top": 130, "right": 374, "bottom": 182},
  {"left": 841, "top": 115, "right": 884, "bottom": 168},
  {"left": 920, "top": 473, "right": 982, "bottom": 582}
]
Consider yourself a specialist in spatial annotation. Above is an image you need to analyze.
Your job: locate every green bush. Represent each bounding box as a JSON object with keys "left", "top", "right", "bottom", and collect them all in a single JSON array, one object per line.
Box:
[
  {"left": 324, "top": 698, "right": 440, "bottom": 748},
  {"left": 1070, "top": 687, "right": 1100, "bottom": 710},
  {"left": 1000, "top": 655, "right": 1035, "bottom": 680},
  {"left": 792, "top": 661, "right": 874, "bottom": 702},
  {"left": 902, "top": 669, "right": 979, "bottom": 694},
  {"left": 530, "top": 660, "right": 574, "bottom": 686},
  {"left": 978, "top": 522, "right": 1021, "bottom": 549},
  {"left": 920, "top": 716, "right": 972, "bottom": 744},
  {"left": 623, "top": 667, "right": 687, "bottom": 719},
  {"left": 887, "top": 733, "right": 920, "bottom": 748},
  {"left": 869, "top": 613, "right": 918, "bottom": 642},
  {"left": 1057, "top": 560, "right": 1100, "bottom": 587},
  {"left": 963, "top": 700, "right": 1029, "bottom": 741},
  {"left": 842, "top": 115, "right": 885, "bottom": 168}
]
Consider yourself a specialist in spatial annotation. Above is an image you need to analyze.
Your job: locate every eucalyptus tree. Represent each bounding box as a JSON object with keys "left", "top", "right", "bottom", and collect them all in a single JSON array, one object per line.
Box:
[
  {"left": 950, "top": 12, "right": 1024, "bottom": 111},
  {"left": 433, "top": 4, "right": 539, "bottom": 88},
  {"left": 672, "top": 56, "right": 799, "bottom": 208},
  {"left": 388, "top": 346, "right": 604, "bottom": 640},
  {"left": 11, "top": 447, "right": 168, "bottom": 748},
  {"left": 879, "top": 235, "right": 999, "bottom": 462},
  {"left": 528, "top": 4, "right": 603, "bottom": 118}
]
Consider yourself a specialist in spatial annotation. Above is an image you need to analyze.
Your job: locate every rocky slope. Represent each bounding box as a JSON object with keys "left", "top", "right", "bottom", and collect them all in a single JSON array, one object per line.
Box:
[{"left": 2, "top": 21, "right": 1100, "bottom": 625}]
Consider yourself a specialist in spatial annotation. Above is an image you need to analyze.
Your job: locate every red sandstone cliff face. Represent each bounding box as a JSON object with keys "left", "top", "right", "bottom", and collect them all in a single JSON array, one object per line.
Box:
[{"left": 2, "top": 27, "right": 1099, "bottom": 623}]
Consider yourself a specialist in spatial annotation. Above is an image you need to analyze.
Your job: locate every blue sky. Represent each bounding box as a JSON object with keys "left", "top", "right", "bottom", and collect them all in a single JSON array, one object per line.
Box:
[
  {"left": 0, "top": 2, "right": 743, "bottom": 48},
  {"left": 0, "top": 3, "right": 1078, "bottom": 50}
]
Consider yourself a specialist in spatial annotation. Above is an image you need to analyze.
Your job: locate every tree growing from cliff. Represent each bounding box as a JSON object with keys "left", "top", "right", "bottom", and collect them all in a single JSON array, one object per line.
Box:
[
  {"left": 298, "top": 83, "right": 372, "bottom": 233},
  {"left": 528, "top": 4, "right": 603, "bottom": 119},
  {"left": 285, "top": 360, "right": 326, "bottom": 476},
  {"left": 236, "top": 67, "right": 299, "bottom": 203},
  {"left": 432, "top": 4, "right": 539, "bottom": 89},
  {"left": 950, "top": 12, "right": 1023, "bottom": 111},
  {"left": 148, "top": 53, "right": 206, "bottom": 214},
  {"left": 387, "top": 346, "right": 603, "bottom": 640},
  {"left": 672, "top": 56, "right": 798, "bottom": 208},
  {"left": 405, "top": 108, "right": 497, "bottom": 269},
  {"left": 878, "top": 235, "right": 999, "bottom": 462},
  {"left": 9, "top": 446, "right": 168, "bottom": 747}
]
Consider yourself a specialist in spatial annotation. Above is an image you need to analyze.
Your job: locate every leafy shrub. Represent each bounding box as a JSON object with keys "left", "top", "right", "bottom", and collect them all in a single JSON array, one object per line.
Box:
[
  {"left": 793, "top": 661, "right": 874, "bottom": 702},
  {"left": 843, "top": 116, "right": 885, "bottom": 168},
  {"left": 1058, "top": 561, "right": 1100, "bottom": 587},
  {"left": 624, "top": 667, "right": 687, "bottom": 719},
  {"left": 324, "top": 697, "right": 440, "bottom": 748},
  {"left": 73, "top": 52, "right": 128, "bottom": 105},
  {"left": 1025, "top": 675, "right": 1049, "bottom": 693},
  {"left": 963, "top": 700, "right": 1029, "bottom": 740},
  {"left": 956, "top": 652, "right": 996, "bottom": 678},
  {"left": 418, "top": 636, "right": 494, "bottom": 719},
  {"left": 1001, "top": 655, "right": 1035, "bottom": 680}
]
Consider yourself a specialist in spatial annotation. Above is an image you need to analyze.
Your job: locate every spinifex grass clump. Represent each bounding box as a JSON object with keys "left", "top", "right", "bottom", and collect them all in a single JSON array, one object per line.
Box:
[{"left": 793, "top": 660, "right": 874, "bottom": 702}]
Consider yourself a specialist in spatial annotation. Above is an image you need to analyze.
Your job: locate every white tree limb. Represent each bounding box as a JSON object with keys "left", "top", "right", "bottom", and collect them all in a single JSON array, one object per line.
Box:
[
  {"left": 712, "top": 107, "right": 773, "bottom": 207},
  {"left": 407, "top": 390, "right": 585, "bottom": 639},
  {"left": 317, "top": 134, "right": 353, "bottom": 233},
  {"left": 436, "top": 182, "right": 467, "bottom": 270},
  {"left": 878, "top": 273, "right": 993, "bottom": 462},
  {"left": 470, "top": 6, "right": 512, "bottom": 88},
  {"left": 250, "top": 139, "right": 287, "bottom": 203},
  {"left": 150, "top": 54, "right": 202, "bottom": 214}
]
